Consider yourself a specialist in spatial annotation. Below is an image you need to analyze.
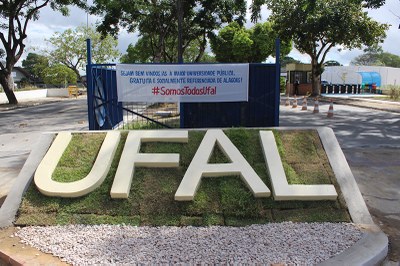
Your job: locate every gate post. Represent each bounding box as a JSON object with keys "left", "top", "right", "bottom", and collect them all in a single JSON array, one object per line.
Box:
[
  {"left": 274, "top": 38, "right": 281, "bottom": 126},
  {"left": 86, "top": 39, "right": 95, "bottom": 130}
]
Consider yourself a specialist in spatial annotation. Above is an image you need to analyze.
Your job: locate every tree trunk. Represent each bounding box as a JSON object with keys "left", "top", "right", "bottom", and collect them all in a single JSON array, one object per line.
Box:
[
  {"left": 72, "top": 68, "right": 85, "bottom": 87},
  {"left": 0, "top": 73, "right": 18, "bottom": 104},
  {"left": 194, "top": 35, "right": 207, "bottom": 62},
  {"left": 311, "top": 57, "right": 321, "bottom": 96}
]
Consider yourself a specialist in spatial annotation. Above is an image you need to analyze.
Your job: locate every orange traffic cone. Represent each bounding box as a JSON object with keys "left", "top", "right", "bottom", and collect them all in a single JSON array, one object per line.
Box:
[
  {"left": 301, "top": 96, "right": 307, "bottom": 111},
  {"left": 313, "top": 98, "right": 319, "bottom": 113},
  {"left": 327, "top": 99, "right": 334, "bottom": 118},
  {"left": 292, "top": 95, "right": 298, "bottom": 108},
  {"left": 285, "top": 95, "right": 290, "bottom": 106}
]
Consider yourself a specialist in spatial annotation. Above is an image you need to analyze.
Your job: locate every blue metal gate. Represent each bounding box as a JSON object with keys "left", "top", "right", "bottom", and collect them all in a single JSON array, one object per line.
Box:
[
  {"left": 86, "top": 41, "right": 280, "bottom": 130},
  {"left": 180, "top": 64, "right": 279, "bottom": 128}
]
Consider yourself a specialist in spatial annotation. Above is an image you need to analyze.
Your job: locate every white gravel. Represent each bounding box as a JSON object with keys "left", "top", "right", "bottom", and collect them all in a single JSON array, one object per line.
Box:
[{"left": 15, "top": 222, "right": 363, "bottom": 265}]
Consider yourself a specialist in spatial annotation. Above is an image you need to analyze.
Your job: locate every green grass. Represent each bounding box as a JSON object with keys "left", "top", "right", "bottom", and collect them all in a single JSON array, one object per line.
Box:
[
  {"left": 16, "top": 129, "right": 350, "bottom": 226},
  {"left": 122, "top": 118, "right": 180, "bottom": 130}
]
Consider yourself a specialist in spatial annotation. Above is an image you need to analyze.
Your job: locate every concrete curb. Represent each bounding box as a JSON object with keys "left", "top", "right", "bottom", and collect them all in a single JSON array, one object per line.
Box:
[
  {"left": 0, "top": 133, "right": 55, "bottom": 228},
  {"left": 319, "top": 229, "right": 388, "bottom": 266},
  {"left": 317, "top": 127, "right": 374, "bottom": 225},
  {"left": 317, "top": 127, "right": 388, "bottom": 265}
]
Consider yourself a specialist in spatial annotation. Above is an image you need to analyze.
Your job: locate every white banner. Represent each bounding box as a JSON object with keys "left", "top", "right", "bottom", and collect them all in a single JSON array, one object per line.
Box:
[{"left": 116, "top": 64, "right": 249, "bottom": 102}]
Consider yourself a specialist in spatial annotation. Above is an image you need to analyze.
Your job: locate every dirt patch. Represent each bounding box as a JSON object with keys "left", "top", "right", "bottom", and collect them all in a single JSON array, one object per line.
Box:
[{"left": 0, "top": 196, "right": 6, "bottom": 208}]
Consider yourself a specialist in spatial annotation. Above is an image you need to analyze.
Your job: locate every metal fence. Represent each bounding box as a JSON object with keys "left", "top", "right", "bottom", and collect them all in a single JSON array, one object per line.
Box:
[{"left": 87, "top": 64, "right": 181, "bottom": 130}]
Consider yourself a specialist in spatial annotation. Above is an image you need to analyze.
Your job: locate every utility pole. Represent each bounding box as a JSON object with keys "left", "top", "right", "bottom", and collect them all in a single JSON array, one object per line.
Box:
[{"left": 177, "top": 0, "right": 183, "bottom": 64}]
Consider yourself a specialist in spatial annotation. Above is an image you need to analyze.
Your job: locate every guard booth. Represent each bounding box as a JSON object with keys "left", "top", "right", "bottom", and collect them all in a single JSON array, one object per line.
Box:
[{"left": 285, "top": 63, "right": 312, "bottom": 96}]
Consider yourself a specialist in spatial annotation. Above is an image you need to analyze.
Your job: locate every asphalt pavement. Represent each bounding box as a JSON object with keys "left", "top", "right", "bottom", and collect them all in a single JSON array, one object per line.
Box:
[
  {"left": 0, "top": 95, "right": 399, "bottom": 263},
  {"left": 280, "top": 98, "right": 400, "bottom": 263},
  {"left": 0, "top": 98, "right": 88, "bottom": 202}
]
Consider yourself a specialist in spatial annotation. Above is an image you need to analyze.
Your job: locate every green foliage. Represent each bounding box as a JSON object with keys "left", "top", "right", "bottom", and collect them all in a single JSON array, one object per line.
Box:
[
  {"left": 351, "top": 45, "right": 400, "bottom": 67},
  {"left": 210, "top": 21, "right": 292, "bottom": 63},
  {"left": 91, "top": 0, "right": 247, "bottom": 63},
  {"left": 121, "top": 36, "right": 216, "bottom": 64},
  {"left": 21, "top": 53, "right": 50, "bottom": 81},
  {"left": 251, "top": 0, "right": 388, "bottom": 96},
  {"left": 120, "top": 41, "right": 151, "bottom": 64},
  {"left": 46, "top": 25, "right": 119, "bottom": 81},
  {"left": 280, "top": 77, "right": 286, "bottom": 93},
  {"left": 17, "top": 130, "right": 350, "bottom": 227},
  {"left": 42, "top": 64, "right": 77, "bottom": 87},
  {"left": 386, "top": 85, "right": 400, "bottom": 100},
  {"left": 280, "top": 56, "right": 301, "bottom": 67}
]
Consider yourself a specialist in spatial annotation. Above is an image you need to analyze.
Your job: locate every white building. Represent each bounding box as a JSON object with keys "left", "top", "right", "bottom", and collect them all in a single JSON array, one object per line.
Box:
[{"left": 321, "top": 66, "right": 400, "bottom": 87}]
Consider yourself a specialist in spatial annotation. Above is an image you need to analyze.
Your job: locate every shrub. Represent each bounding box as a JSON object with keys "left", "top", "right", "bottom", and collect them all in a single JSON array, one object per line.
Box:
[
  {"left": 280, "top": 77, "right": 286, "bottom": 93},
  {"left": 386, "top": 85, "right": 400, "bottom": 100}
]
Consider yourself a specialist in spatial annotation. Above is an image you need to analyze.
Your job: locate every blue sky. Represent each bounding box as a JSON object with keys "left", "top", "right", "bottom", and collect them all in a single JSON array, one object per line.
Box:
[{"left": 20, "top": 0, "right": 400, "bottom": 66}]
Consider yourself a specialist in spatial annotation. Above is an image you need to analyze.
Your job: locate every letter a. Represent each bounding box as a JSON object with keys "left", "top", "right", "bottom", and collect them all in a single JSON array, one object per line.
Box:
[{"left": 175, "top": 129, "right": 270, "bottom": 201}]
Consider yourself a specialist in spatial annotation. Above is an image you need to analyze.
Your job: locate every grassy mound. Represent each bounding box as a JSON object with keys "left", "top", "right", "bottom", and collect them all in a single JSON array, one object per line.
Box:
[{"left": 16, "top": 129, "right": 350, "bottom": 226}]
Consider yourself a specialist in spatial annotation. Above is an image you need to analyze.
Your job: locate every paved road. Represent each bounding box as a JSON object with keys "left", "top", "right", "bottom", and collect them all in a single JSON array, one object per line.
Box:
[
  {"left": 0, "top": 98, "right": 88, "bottom": 201},
  {"left": 0, "top": 98, "right": 399, "bottom": 262},
  {"left": 280, "top": 100, "right": 400, "bottom": 263}
]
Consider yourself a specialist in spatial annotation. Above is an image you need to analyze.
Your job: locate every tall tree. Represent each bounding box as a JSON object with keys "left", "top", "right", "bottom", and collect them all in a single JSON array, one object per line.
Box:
[
  {"left": 21, "top": 52, "right": 50, "bottom": 81},
  {"left": 42, "top": 63, "right": 76, "bottom": 87},
  {"left": 377, "top": 52, "right": 400, "bottom": 68},
  {"left": 90, "top": 0, "right": 246, "bottom": 63},
  {"left": 351, "top": 46, "right": 384, "bottom": 65},
  {"left": 280, "top": 56, "right": 301, "bottom": 67},
  {"left": 351, "top": 45, "right": 400, "bottom": 67},
  {"left": 120, "top": 34, "right": 213, "bottom": 63},
  {"left": 120, "top": 40, "right": 152, "bottom": 64},
  {"left": 251, "top": 0, "right": 388, "bottom": 96},
  {"left": 210, "top": 21, "right": 292, "bottom": 63},
  {"left": 46, "top": 25, "right": 119, "bottom": 84},
  {"left": 0, "top": 0, "right": 86, "bottom": 104}
]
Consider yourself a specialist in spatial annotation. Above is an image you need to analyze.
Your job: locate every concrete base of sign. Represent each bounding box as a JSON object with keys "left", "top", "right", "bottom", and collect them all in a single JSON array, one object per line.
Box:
[
  {"left": 34, "top": 131, "right": 121, "bottom": 197},
  {"left": 0, "top": 127, "right": 388, "bottom": 265}
]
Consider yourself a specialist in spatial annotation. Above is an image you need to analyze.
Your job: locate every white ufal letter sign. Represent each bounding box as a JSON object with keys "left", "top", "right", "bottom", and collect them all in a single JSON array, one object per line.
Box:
[{"left": 34, "top": 130, "right": 337, "bottom": 201}]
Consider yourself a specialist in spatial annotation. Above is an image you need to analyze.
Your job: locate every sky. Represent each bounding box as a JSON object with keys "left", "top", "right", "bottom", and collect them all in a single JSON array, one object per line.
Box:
[{"left": 17, "top": 0, "right": 400, "bottom": 66}]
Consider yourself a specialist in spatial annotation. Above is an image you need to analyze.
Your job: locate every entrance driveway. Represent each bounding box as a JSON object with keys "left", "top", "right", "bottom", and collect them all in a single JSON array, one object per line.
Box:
[{"left": 280, "top": 100, "right": 400, "bottom": 262}]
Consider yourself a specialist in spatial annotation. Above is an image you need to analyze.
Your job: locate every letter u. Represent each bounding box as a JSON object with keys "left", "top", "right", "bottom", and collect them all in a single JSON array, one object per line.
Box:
[{"left": 34, "top": 131, "right": 120, "bottom": 197}]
